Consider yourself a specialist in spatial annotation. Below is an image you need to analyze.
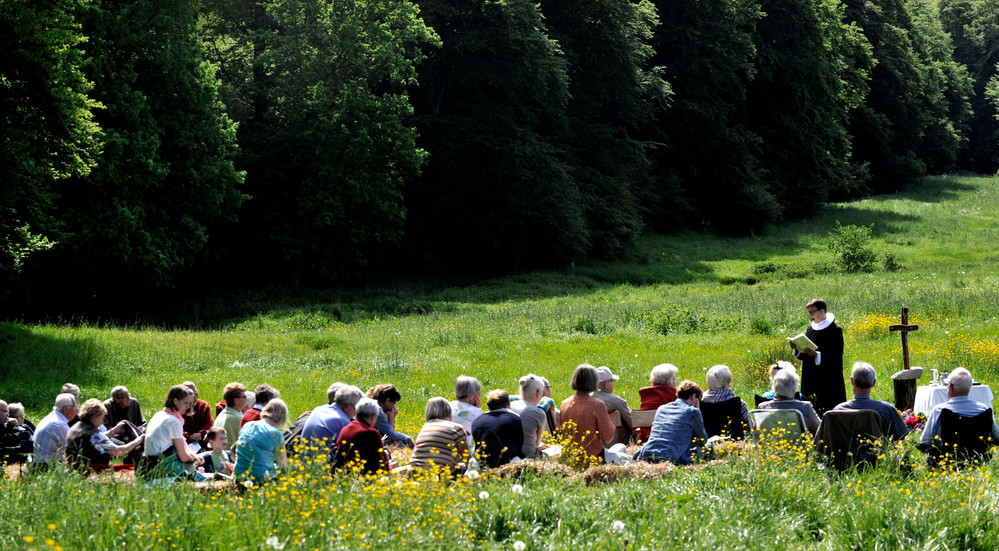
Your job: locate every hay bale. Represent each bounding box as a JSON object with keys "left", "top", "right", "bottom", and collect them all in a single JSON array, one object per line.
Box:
[
  {"left": 577, "top": 461, "right": 675, "bottom": 485},
  {"left": 490, "top": 459, "right": 575, "bottom": 479}
]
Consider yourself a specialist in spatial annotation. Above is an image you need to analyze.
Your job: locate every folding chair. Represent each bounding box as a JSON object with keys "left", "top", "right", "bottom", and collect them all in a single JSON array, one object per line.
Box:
[
  {"left": 701, "top": 398, "right": 747, "bottom": 439},
  {"left": 923, "top": 408, "right": 994, "bottom": 467},
  {"left": 750, "top": 409, "right": 806, "bottom": 445},
  {"left": 814, "top": 410, "right": 889, "bottom": 471}
]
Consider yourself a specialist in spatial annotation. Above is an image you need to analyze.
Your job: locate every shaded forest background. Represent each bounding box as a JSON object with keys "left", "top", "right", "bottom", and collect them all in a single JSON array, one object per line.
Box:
[{"left": 4, "top": 0, "right": 999, "bottom": 317}]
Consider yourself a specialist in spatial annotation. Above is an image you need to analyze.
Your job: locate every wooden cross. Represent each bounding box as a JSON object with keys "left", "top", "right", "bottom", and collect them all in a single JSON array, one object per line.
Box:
[{"left": 889, "top": 306, "right": 919, "bottom": 371}]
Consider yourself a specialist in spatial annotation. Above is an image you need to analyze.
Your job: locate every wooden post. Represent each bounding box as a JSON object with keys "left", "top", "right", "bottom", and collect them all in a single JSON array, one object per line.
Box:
[{"left": 888, "top": 307, "right": 919, "bottom": 371}]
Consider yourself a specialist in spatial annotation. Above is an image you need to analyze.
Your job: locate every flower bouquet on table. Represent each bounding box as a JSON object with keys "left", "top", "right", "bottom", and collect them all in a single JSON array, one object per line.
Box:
[{"left": 900, "top": 409, "right": 926, "bottom": 432}]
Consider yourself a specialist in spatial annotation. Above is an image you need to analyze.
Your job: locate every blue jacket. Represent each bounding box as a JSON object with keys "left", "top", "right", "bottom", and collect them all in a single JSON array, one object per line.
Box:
[{"left": 633, "top": 400, "right": 707, "bottom": 465}]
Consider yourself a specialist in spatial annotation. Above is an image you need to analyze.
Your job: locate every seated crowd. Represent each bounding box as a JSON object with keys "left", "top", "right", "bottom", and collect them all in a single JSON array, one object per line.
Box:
[{"left": 3, "top": 360, "right": 997, "bottom": 479}]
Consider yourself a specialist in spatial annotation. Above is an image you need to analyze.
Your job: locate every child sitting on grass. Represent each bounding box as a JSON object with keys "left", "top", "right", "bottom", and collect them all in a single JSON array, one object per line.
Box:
[{"left": 199, "top": 427, "right": 234, "bottom": 475}]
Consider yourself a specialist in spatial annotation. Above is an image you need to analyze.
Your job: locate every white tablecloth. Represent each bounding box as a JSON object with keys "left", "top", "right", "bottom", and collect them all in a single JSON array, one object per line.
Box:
[{"left": 913, "top": 384, "right": 994, "bottom": 415}]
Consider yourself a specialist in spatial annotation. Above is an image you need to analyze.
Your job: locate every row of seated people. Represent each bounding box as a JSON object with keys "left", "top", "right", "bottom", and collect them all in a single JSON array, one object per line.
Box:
[
  {"left": 634, "top": 363, "right": 998, "bottom": 469},
  {"left": 5, "top": 361, "right": 995, "bottom": 480}
]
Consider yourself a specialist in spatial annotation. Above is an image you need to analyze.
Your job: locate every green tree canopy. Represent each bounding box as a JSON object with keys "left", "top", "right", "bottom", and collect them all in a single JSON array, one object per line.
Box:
[
  {"left": 207, "top": 0, "right": 437, "bottom": 284},
  {"left": 0, "top": 0, "right": 102, "bottom": 277},
  {"left": 746, "top": 0, "right": 873, "bottom": 213},
  {"left": 33, "top": 0, "right": 244, "bottom": 292},
  {"left": 644, "top": 0, "right": 775, "bottom": 234},
  {"left": 408, "top": 0, "right": 587, "bottom": 270}
]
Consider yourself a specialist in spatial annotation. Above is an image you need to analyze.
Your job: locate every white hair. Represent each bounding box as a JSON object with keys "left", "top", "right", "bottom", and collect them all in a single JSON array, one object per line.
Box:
[
  {"left": 773, "top": 369, "right": 800, "bottom": 399},
  {"left": 55, "top": 393, "right": 77, "bottom": 410},
  {"left": 355, "top": 397, "right": 381, "bottom": 420},
  {"left": 705, "top": 365, "right": 733, "bottom": 390},
  {"left": 949, "top": 368, "right": 974, "bottom": 394},
  {"left": 519, "top": 374, "right": 544, "bottom": 396},
  {"left": 111, "top": 385, "right": 130, "bottom": 400},
  {"left": 650, "top": 363, "right": 678, "bottom": 386}
]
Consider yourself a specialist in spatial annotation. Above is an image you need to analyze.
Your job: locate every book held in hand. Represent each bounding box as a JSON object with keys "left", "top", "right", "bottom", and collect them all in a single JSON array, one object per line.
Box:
[{"left": 788, "top": 333, "right": 817, "bottom": 351}]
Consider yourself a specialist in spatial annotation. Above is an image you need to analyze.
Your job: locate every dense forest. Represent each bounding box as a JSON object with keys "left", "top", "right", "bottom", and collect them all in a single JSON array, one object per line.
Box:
[{"left": 3, "top": 0, "right": 999, "bottom": 306}]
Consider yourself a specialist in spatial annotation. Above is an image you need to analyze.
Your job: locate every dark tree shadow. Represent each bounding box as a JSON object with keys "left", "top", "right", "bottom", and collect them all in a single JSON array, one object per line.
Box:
[{"left": 0, "top": 322, "right": 111, "bottom": 417}]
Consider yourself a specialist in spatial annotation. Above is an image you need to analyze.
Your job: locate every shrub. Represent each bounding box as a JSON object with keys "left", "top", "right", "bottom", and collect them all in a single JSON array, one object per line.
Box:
[
  {"left": 827, "top": 221, "right": 878, "bottom": 272},
  {"left": 883, "top": 251, "right": 902, "bottom": 272}
]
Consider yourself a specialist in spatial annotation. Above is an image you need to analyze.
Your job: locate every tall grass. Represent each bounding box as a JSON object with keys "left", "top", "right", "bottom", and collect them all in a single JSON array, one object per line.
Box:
[{"left": 4, "top": 175, "right": 999, "bottom": 548}]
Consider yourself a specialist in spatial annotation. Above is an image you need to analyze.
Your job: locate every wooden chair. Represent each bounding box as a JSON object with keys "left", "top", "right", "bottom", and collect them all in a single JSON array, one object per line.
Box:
[
  {"left": 608, "top": 409, "right": 622, "bottom": 427},
  {"left": 631, "top": 409, "right": 657, "bottom": 443}
]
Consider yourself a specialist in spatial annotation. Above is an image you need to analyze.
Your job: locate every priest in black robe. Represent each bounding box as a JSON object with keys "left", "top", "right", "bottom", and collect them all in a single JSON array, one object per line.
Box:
[{"left": 789, "top": 298, "right": 846, "bottom": 415}]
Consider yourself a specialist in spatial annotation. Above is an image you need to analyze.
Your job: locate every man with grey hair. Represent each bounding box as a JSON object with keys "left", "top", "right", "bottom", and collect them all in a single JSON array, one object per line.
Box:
[
  {"left": 32, "top": 393, "right": 79, "bottom": 468},
  {"left": 302, "top": 385, "right": 363, "bottom": 452},
  {"left": 103, "top": 386, "right": 145, "bottom": 431},
  {"left": 592, "top": 366, "right": 633, "bottom": 445},
  {"left": 758, "top": 368, "right": 821, "bottom": 434},
  {"left": 833, "top": 362, "right": 907, "bottom": 440},
  {"left": 921, "top": 367, "right": 999, "bottom": 447}
]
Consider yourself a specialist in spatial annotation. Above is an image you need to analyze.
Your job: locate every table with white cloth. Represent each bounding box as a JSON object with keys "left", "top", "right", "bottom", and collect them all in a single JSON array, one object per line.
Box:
[{"left": 913, "top": 384, "right": 994, "bottom": 415}]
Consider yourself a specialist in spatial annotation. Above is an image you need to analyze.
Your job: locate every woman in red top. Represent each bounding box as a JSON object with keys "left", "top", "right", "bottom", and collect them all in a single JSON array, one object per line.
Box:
[
  {"left": 559, "top": 364, "right": 615, "bottom": 465},
  {"left": 333, "top": 398, "right": 389, "bottom": 475},
  {"left": 636, "top": 363, "right": 679, "bottom": 441}
]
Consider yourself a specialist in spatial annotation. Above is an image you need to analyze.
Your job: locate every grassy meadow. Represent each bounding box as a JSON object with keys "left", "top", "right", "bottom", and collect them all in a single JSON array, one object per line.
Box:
[{"left": 5, "top": 174, "right": 999, "bottom": 548}]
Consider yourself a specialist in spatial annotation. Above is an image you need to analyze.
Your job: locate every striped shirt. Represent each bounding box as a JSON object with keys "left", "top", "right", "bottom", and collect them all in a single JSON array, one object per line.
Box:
[{"left": 409, "top": 420, "right": 468, "bottom": 470}]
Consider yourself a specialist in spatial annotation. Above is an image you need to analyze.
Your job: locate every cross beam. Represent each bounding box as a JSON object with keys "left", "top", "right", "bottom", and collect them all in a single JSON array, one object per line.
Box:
[{"left": 889, "top": 306, "right": 919, "bottom": 371}]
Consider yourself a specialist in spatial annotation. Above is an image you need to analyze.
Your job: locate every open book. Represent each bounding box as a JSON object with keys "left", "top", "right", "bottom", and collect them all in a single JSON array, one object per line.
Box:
[{"left": 788, "top": 333, "right": 817, "bottom": 351}]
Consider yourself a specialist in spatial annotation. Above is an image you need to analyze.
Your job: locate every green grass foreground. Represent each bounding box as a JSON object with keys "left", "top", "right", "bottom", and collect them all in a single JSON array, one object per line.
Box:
[{"left": 4, "top": 174, "right": 999, "bottom": 548}]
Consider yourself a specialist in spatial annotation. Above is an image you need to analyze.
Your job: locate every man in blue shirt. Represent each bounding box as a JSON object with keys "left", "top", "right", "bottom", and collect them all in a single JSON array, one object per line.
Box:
[
  {"left": 303, "top": 385, "right": 362, "bottom": 454},
  {"left": 633, "top": 381, "right": 708, "bottom": 465},
  {"left": 32, "top": 393, "right": 79, "bottom": 467},
  {"left": 833, "top": 362, "right": 908, "bottom": 440},
  {"left": 921, "top": 367, "right": 999, "bottom": 446}
]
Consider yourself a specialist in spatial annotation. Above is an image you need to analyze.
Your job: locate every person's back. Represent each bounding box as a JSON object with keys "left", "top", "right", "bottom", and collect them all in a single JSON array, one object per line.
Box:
[
  {"left": 410, "top": 419, "right": 467, "bottom": 470},
  {"left": 834, "top": 362, "right": 908, "bottom": 440},
  {"left": 509, "top": 400, "right": 545, "bottom": 458},
  {"left": 302, "top": 404, "right": 350, "bottom": 444},
  {"left": 921, "top": 368, "right": 999, "bottom": 447},
  {"left": 33, "top": 394, "right": 76, "bottom": 466},
  {"left": 634, "top": 394, "right": 706, "bottom": 465},
  {"left": 449, "top": 400, "right": 482, "bottom": 445},
  {"left": 471, "top": 390, "right": 523, "bottom": 468},
  {"left": 234, "top": 420, "right": 283, "bottom": 482},
  {"left": 834, "top": 394, "right": 907, "bottom": 439},
  {"left": 591, "top": 389, "right": 631, "bottom": 445},
  {"left": 760, "top": 368, "right": 821, "bottom": 434}
]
